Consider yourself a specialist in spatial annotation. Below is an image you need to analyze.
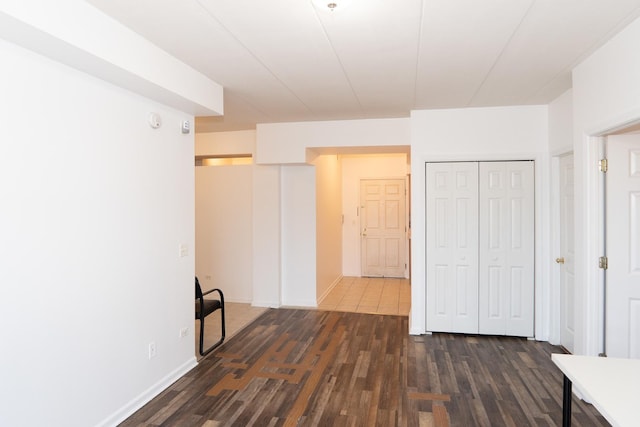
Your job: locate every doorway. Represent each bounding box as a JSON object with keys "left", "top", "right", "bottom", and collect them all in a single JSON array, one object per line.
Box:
[
  {"left": 573, "top": 120, "right": 640, "bottom": 358},
  {"left": 340, "top": 153, "right": 411, "bottom": 279},
  {"left": 604, "top": 132, "right": 640, "bottom": 358},
  {"left": 317, "top": 151, "right": 411, "bottom": 311}
]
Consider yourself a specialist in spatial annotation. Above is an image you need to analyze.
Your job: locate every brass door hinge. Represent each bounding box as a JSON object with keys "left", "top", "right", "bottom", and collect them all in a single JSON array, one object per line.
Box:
[
  {"left": 599, "top": 158, "right": 608, "bottom": 173},
  {"left": 599, "top": 256, "right": 608, "bottom": 270}
]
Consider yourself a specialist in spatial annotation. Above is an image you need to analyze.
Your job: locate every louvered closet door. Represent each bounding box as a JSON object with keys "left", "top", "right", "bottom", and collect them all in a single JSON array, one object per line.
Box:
[
  {"left": 478, "top": 161, "right": 534, "bottom": 337},
  {"left": 426, "top": 162, "right": 479, "bottom": 333}
]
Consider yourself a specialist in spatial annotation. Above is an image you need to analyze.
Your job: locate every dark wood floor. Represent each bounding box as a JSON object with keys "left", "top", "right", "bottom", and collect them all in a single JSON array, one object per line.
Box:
[{"left": 120, "top": 309, "right": 609, "bottom": 426}]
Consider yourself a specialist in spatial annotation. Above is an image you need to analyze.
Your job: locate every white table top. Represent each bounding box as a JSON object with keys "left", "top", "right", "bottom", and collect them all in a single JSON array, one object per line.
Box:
[{"left": 552, "top": 353, "right": 640, "bottom": 427}]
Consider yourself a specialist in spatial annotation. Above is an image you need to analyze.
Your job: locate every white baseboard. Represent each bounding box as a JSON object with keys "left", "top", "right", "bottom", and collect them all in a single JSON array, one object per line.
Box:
[
  {"left": 252, "top": 299, "right": 281, "bottom": 308},
  {"left": 97, "top": 356, "right": 198, "bottom": 427},
  {"left": 317, "top": 275, "right": 343, "bottom": 305},
  {"left": 281, "top": 300, "right": 317, "bottom": 309}
]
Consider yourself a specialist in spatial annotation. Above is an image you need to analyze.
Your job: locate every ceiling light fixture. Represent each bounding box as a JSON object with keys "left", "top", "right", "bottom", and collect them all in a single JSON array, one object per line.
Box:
[{"left": 311, "top": 0, "right": 351, "bottom": 13}]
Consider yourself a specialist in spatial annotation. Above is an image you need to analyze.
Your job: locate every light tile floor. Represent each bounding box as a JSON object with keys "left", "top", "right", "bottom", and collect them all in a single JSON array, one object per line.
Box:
[{"left": 318, "top": 276, "right": 411, "bottom": 316}]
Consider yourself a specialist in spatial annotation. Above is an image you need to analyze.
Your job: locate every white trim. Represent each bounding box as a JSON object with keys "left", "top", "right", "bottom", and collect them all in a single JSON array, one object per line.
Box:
[
  {"left": 585, "top": 109, "right": 640, "bottom": 137},
  {"left": 549, "top": 154, "right": 561, "bottom": 345},
  {"left": 582, "top": 134, "right": 605, "bottom": 356},
  {"left": 97, "top": 357, "right": 198, "bottom": 427},
  {"left": 406, "top": 173, "right": 411, "bottom": 280},
  {"left": 317, "top": 275, "right": 343, "bottom": 305},
  {"left": 252, "top": 299, "right": 282, "bottom": 308}
]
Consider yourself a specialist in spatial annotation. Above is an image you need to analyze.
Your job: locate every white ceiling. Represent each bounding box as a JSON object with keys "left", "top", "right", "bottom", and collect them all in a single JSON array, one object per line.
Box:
[{"left": 86, "top": 0, "right": 640, "bottom": 133}]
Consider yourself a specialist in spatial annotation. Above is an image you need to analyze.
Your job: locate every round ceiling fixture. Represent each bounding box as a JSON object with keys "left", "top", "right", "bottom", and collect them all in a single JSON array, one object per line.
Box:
[{"left": 311, "top": 0, "right": 351, "bottom": 13}]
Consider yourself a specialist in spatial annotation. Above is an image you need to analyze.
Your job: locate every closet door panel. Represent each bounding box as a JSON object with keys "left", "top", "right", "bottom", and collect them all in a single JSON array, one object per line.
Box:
[
  {"left": 426, "top": 162, "right": 479, "bottom": 333},
  {"left": 479, "top": 161, "right": 534, "bottom": 336}
]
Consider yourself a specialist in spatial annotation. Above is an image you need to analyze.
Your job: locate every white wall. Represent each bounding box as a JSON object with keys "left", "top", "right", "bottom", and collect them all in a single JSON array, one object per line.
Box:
[
  {"left": 314, "top": 155, "right": 343, "bottom": 301},
  {"left": 195, "top": 165, "right": 253, "bottom": 302},
  {"left": 0, "top": 38, "right": 196, "bottom": 427},
  {"left": 341, "top": 154, "right": 409, "bottom": 276},
  {"left": 571, "top": 15, "right": 640, "bottom": 356},
  {"left": 194, "top": 130, "right": 283, "bottom": 307},
  {"left": 549, "top": 89, "right": 574, "bottom": 154},
  {"left": 196, "top": 130, "right": 256, "bottom": 157},
  {"left": 410, "top": 106, "right": 549, "bottom": 336},
  {"left": 257, "top": 118, "right": 410, "bottom": 164},
  {"left": 252, "top": 164, "right": 283, "bottom": 307},
  {"left": 281, "top": 165, "right": 317, "bottom": 307}
]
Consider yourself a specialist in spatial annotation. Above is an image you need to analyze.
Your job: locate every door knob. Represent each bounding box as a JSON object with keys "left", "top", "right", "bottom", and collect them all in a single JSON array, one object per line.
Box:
[{"left": 555, "top": 257, "right": 565, "bottom": 264}]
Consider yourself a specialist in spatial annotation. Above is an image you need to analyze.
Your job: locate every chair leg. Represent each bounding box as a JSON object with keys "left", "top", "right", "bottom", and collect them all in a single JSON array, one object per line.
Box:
[
  {"left": 220, "top": 304, "right": 226, "bottom": 341},
  {"left": 199, "top": 310, "right": 226, "bottom": 357},
  {"left": 198, "top": 317, "right": 206, "bottom": 356}
]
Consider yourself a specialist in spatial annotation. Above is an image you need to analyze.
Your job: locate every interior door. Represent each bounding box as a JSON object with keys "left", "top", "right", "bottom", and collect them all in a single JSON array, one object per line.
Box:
[
  {"left": 478, "top": 161, "right": 534, "bottom": 336},
  {"left": 360, "top": 179, "right": 406, "bottom": 277},
  {"left": 606, "top": 134, "right": 640, "bottom": 358},
  {"left": 558, "top": 153, "right": 575, "bottom": 353},
  {"left": 426, "top": 162, "right": 479, "bottom": 333}
]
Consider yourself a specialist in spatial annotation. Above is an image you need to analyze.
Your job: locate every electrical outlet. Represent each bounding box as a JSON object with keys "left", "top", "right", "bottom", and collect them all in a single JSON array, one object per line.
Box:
[
  {"left": 179, "top": 327, "right": 188, "bottom": 338},
  {"left": 148, "top": 342, "right": 157, "bottom": 359}
]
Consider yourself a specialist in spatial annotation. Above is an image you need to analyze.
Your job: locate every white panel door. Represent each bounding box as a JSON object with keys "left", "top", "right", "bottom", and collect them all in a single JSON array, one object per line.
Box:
[
  {"left": 426, "top": 162, "right": 479, "bottom": 333},
  {"left": 360, "top": 179, "right": 406, "bottom": 278},
  {"left": 479, "top": 161, "right": 534, "bottom": 337},
  {"left": 559, "top": 154, "right": 575, "bottom": 352},
  {"left": 607, "top": 135, "right": 640, "bottom": 358}
]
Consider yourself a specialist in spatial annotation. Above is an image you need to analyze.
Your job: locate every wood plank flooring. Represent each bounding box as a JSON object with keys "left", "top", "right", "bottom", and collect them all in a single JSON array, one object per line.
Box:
[{"left": 120, "top": 309, "right": 609, "bottom": 426}]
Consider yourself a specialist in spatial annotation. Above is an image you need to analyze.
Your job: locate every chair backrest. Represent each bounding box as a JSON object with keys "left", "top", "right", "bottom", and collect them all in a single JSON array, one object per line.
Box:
[{"left": 195, "top": 276, "right": 203, "bottom": 299}]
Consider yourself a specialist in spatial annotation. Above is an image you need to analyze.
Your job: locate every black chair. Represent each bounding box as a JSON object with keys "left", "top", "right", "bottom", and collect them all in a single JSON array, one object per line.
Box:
[{"left": 195, "top": 276, "right": 225, "bottom": 356}]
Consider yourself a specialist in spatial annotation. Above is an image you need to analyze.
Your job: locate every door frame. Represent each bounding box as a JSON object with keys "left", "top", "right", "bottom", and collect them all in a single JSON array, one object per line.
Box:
[
  {"left": 582, "top": 116, "right": 640, "bottom": 357},
  {"left": 549, "top": 153, "right": 563, "bottom": 345},
  {"left": 414, "top": 152, "right": 548, "bottom": 339}
]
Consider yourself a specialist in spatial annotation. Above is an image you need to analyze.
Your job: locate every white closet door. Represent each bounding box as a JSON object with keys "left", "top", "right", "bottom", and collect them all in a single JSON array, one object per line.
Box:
[
  {"left": 426, "top": 162, "right": 479, "bottom": 333},
  {"left": 479, "top": 161, "right": 534, "bottom": 336}
]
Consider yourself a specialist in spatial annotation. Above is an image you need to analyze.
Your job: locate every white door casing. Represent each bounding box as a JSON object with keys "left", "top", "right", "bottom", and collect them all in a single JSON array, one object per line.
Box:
[
  {"left": 426, "top": 162, "right": 479, "bottom": 333},
  {"left": 360, "top": 179, "right": 407, "bottom": 278},
  {"left": 559, "top": 154, "right": 576, "bottom": 353},
  {"left": 478, "top": 161, "right": 535, "bottom": 337},
  {"left": 606, "top": 134, "right": 640, "bottom": 359}
]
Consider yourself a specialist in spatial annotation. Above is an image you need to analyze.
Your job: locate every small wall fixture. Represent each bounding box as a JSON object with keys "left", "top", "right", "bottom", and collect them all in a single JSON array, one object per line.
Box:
[{"left": 148, "top": 112, "right": 162, "bottom": 129}]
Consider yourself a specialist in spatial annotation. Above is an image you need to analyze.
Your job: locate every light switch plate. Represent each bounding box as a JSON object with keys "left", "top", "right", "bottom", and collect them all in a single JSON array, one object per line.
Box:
[{"left": 179, "top": 244, "right": 188, "bottom": 257}]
